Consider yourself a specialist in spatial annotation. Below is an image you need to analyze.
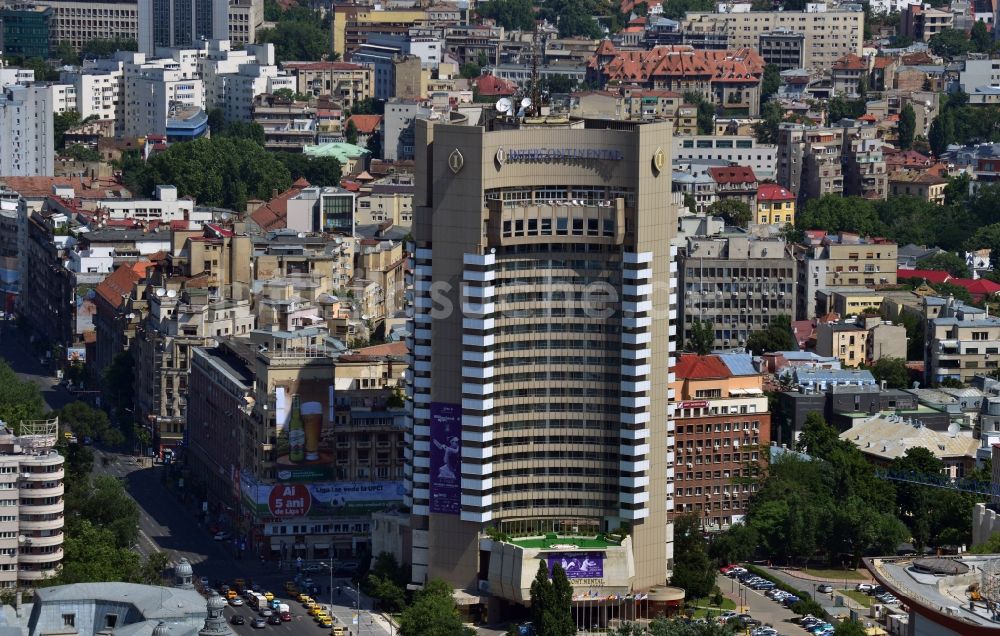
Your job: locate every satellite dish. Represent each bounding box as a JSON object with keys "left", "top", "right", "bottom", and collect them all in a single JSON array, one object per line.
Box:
[
  {"left": 220, "top": 212, "right": 231, "bottom": 221},
  {"left": 496, "top": 97, "right": 512, "bottom": 114},
  {"left": 156, "top": 288, "right": 166, "bottom": 297},
  {"left": 520, "top": 97, "right": 532, "bottom": 110},
  {"left": 166, "top": 289, "right": 177, "bottom": 298}
]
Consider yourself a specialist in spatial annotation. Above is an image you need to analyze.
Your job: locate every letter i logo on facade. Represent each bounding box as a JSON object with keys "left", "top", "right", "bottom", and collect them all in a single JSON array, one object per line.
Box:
[{"left": 449, "top": 149, "right": 464, "bottom": 174}]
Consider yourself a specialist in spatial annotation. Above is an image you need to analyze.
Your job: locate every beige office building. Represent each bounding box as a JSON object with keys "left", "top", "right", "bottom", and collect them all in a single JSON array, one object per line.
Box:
[
  {"left": 407, "top": 115, "right": 678, "bottom": 609},
  {"left": 682, "top": 8, "right": 864, "bottom": 71},
  {"left": 40, "top": 0, "right": 139, "bottom": 51}
]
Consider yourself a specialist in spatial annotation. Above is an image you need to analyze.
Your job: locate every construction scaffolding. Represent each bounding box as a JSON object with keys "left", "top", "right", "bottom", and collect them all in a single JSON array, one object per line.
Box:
[{"left": 18, "top": 417, "right": 58, "bottom": 453}]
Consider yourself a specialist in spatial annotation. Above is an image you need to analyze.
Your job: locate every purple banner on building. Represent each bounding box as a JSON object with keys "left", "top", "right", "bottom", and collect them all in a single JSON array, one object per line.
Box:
[
  {"left": 429, "top": 402, "right": 462, "bottom": 515},
  {"left": 547, "top": 553, "right": 604, "bottom": 579}
]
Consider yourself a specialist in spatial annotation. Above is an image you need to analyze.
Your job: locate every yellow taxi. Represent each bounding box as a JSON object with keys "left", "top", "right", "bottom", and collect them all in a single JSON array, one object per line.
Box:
[
  {"left": 318, "top": 617, "right": 334, "bottom": 628},
  {"left": 331, "top": 627, "right": 345, "bottom": 636},
  {"left": 308, "top": 605, "right": 325, "bottom": 617},
  {"left": 314, "top": 611, "right": 330, "bottom": 622},
  {"left": 264, "top": 592, "right": 275, "bottom": 602},
  {"left": 305, "top": 601, "right": 318, "bottom": 612},
  {"left": 299, "top": 594, "right": 312, "bottom": 604}
]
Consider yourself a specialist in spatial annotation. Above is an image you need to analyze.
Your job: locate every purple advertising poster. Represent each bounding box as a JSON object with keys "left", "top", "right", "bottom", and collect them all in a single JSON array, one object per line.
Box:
[
  {"left": 429, "top": 402, "right": 462, "bottom": 515},
  {"left": 547, "top": 553, "right": 604, "bottom": 579}
]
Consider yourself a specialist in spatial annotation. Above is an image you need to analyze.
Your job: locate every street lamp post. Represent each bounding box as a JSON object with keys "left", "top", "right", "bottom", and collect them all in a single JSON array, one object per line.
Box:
[{"left": 319, "top": 562, "right": 334, "bottom": 610}]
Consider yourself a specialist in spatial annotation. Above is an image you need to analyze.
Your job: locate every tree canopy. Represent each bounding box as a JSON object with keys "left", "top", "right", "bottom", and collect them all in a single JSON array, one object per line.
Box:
[
  {"left": 476, "top": 0, "right": 536, "bottom": 30},
  {"left": 745, "top": 315, "right": 797, "bottom": 355},
  {"left": 256, "top": 4, "right": 330, "bottom": 62},
  {"left": 866, "top": 358, "right": 910, "bottom": 389},
  {"left": 708, "top": 199, "right": 753, "bottom": 228},
  {"left": 0, "top": 359, "right": 45, "bottom": 433},
  {"left": 669, "top": 514, "right": 717, "bottom": 599},
  {"left": 123, "top": 137, "right": 292, "bottom": 212},
  {"left": 928, "top": 28, "right": 972, "bottom": 58},
  {"left": 916, "top": 252, "right": 968, "bottom": 277},
  {"left": 685, "top": 320, "right": 714, "bottom": 356},
  {"left": 897, "top": 104, "right": 916, "bottom": 150},
  {"left": 398, "top": 580, "right": 475, "bottom": 636}
]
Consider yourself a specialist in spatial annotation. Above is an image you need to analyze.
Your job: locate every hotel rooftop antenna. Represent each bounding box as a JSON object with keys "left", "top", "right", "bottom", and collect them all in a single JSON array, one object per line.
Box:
[{"left": 530, "top": 22, "right": 541, "bottom": 116}]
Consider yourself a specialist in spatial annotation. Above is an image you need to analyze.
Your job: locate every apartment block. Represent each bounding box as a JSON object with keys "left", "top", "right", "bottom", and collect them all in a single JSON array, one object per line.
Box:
[
  {"left": 672, "top": 136, "right": 777, "bottom": 181},
  {"left": 0, "top": 420, "right": 64, "bottom": 588},
  {"left": 682, "top": 7, "right": 864, "bottom": 70},
  {"left": 758, "top": 29, "right": 804, "bottom": 71},
  {"left": 187, "top": 331, "right": 408, "bottom": 560},
  {"left": 888, "top": 171, "right": 948, "bottom": 204},
  {"left": 59, "top": 56, "right": 125, "bottom": 121},
  {"left": 927, "top": 297, "right": 1000, "bottom": 386},
  {"left": 778, "top": 121, "right": 886, "bottom": 200},
  {"left": 228, "top": 0, "right": 262, "bottom": 46},
  {"left": 409, "top": 115, "right": 677, "bottom": 604},
  {"left": 121, "top": 53, "right": 205, "bottom": 138},
  {"left": 0, "top": 84, "right": 53, "bottom": 177},
  {"left": 570, "top": 89, "right": 698, "bottom": 136},
  {"left": 796, "top": 233, "right": 898, "bottom": 319},
  {"left": 39, "top": 0, "right": 139, "bottom": 51},
  {"left": 900, "top": 3, "right": 953, "bottom": 42},
  {"left": 330, "top": 6, "right": 427, "bottom": 58},
  {"left": 680, "top": 234, "right": 796, "bottom": 350},
  {"left": 815, "top": 315, "right": 907, "bottom": 367},
  {"left": 281, "top": 62, "right": 373, "bottom": 110},
  {"left": 132, "top": 224, "right": 255, "bottom": 458},
  {"left": 671, "top": 354, "right": 770, "bottom": 530}
]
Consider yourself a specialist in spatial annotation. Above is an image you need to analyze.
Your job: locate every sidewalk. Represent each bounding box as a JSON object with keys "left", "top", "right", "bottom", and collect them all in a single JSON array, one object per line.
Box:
[{"left": 767, "top": 566, "right": 875, "bottom": 584}]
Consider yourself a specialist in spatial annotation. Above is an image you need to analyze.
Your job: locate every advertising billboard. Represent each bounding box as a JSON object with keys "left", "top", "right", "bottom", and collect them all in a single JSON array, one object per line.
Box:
[
  {"left": 546, "top": 552, "right": 605, "bottom": 580},
  {"left": 429, "top": 402, "right": 461, "bottom": 515},
  {"left": 240, "top": 472, "right": 405, "bottom": 518},
  {"left": 274, "top": 383, "right": 337, "bottom": 481}
]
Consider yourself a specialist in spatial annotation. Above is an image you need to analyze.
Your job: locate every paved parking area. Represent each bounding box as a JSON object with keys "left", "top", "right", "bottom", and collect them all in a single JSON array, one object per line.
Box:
[{"left": 716, "top": 574, "right": 811, "bottom": 636}]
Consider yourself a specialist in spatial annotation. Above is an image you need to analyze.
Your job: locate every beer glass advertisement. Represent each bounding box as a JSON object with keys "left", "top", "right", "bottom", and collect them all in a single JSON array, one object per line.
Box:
[
  {"left": 429, "top": 402, "right": 461, "bottom": 515},
  {"left": 240, "top": 472, "right": 405, "bottom": 518},
  {"left": 274, "top": 383, "right": 337, "bottom": 482}
]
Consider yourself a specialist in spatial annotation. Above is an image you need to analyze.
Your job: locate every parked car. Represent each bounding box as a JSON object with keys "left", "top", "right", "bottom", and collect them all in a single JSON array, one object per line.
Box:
[
  {"left": 855, "top": 583, "right": 875, "bottom": 593},
  {"left": 817, "top": 584, "right": 833, "bottom": 594}
]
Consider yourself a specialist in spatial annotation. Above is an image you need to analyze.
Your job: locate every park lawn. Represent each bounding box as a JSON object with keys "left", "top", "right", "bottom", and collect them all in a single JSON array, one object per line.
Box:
[
  {"left": 839, "top": 589, "right": 872, "bottom": 608},
  {"left": 687, "top": 597, "right": 736, "bottom": 619},
  {"left": 801, "top": 568, "right": 865, "bottom": 581}
]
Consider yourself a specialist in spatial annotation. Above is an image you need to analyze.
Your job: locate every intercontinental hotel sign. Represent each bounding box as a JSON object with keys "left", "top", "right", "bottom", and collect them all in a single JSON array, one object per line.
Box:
[{"left": 497, "top": 147, "right": 626, "bottom": 164}]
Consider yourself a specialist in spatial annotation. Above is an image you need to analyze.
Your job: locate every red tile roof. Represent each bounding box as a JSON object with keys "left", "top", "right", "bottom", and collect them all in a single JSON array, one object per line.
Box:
[
  {"left": 951, "top": 278, "right": 1000, "bottom": 296},
  {"left": 833, "top": 54, "right": 866, "bottom": 71},
  {"left": 675, "top": 354, "right": 732, "bottom": 380},
  {"left": 709, "top": 165, "right": 758, "bottom": 185},
  {"left": 94, "top": 262, "right": 148, "bottom": 307},
  {"left": 872, "top": 57, "right": 894, "bottom": 69},
  {"left": 757, "top": 183, "right": 794, "bottom": 201},
  {"left": 250, "top": 179, "right": 311, "bottom": 231},
  {"left": 897, "top": 269, "right": 952, "bottom": 284},
  {"left": 2, "top": 177, "right": 129, "bottom": 200},
  {"left": 593, "top": 45, "right": 765, "bottom": 86},
  {"left": 347, "top": 114, "right": 383, "bottom": 135},
  {"left": 596, "top": 39, "right": 617, "bottom": 56},
  {"left": 473, "top": 73, "right": 516, "bottom": 97}
]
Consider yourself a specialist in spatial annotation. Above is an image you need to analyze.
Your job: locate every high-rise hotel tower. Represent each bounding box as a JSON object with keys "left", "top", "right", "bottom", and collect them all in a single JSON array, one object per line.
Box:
[{"left": 406, "top": 113, "right": 678, "bottom": 605}]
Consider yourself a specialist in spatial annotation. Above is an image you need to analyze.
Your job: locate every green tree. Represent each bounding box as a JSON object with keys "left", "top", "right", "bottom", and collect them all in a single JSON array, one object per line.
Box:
[
  {"left": 708, "top": 199, "right": 753, "bottom": 228},
  {"left": 745, "top": 315, "right": 797, "bottom": 355},
  {"left": 63, "top": 144, "right": 101, "bottom": 162},
  {"left": 345, "top": 120, "right": 359, "bottom": 145},
  {"left": 867, "top": 358, "right": 909, "bottom": 389},
  {"left": 669, "top": 514, "right": 716, "bottom": 599},
  {"left": 549, "top": 565, "right": 576, "bottom": 636},
  {"left": 125, "top": 136, "right": 292, "bottom": 211},
  {"left": 754, "top": 100, "right": 783, "bottom": 144},
  {"left": 898, "top": 104, "right": 916, "bottom": 150},
  {"left": 971, "top": 531, "right": 1000, "bottom": 553},
  {"left": 0, "top": 359, "right": 45, "bottom": 432},
  {"left": 476, "top": 0, "right": 536, "bottom": 31},
  {"left": 707, "top": 523, "right": 758, "bottom": 565},
  {"left": 459, "top": 62, "right": 482, "bottom": 79},
  {"left": 398, "top": 579, "right": 475, "bottom": 636},
  {"left": 257, "top": 20, "right": 329, "bottom": 62},
  {"left": 54, "top": 111, "right": 82, "bottom": 150},
  {"left": 928, "top": 28, "right": 972, "bottom": 57},
  {"left": 797, "top": 195, "right": 883, "bottom": 236},
  {"left": 916, "top": 252, "right": 968, "bottom": 277},
  {"left": 686, "top": 321, "right": 714, "bottom": 355},
  {"left": 834, "top": 619, "right": 868, "bottom": 636},
  {"left": 760, "top": 64, "right": 781, "bottom": 105},
  {"left": 658, "top": 0, "right": 714, "bottom": 19},
  {"left": 81, "top": 37, "right": 138, "bottom": 58},
  {"left": 796, "top": 412, "right": 840, "bottom": 458},
  {"left": 927, "top": 109, "right": 954, "bottom": 156},
  {"left": 54, "top": 41, "right": 81, "bottom": 65},
  {"left": 944, "top": 172, "right": 971, "bottom": 206},
  {"left": 683, "top": 192, "right": 698, "bottom": 212},
  {"left": 827, "top": 96, "right": 866, "bottom": 123},
  {"left": 973, "top": 19, "right": 992, "bottom": 52},
  {"left": 274, "top": 153, "right": 343, "bottom": 188}
]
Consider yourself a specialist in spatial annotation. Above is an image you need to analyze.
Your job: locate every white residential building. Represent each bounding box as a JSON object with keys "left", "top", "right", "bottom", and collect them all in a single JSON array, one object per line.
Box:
[
  {"left": 198, "top": 41, "right": 292, "bottom": 121},
  {"left": 672, "top": 135, "right": 778, "bottom": 180},
  {"left": 122, "top": 53, "right": 205, "bottom": 138},
  {"left": 100, "top": 185, "right": 211, "bottom": 223},
  {"left": 59, "top": 56, "right": 127, "bottom": 121},
  {"left": 0, "top": 69, "right": 35, "bottom": 86},
  {"left": 49, "top": 83, "right": 77, "bottom": 114},
  {"left": 0, "top": 84, "right": 54, "bottom": 176},
  {"left": 0, "top": 419, "right": 65, "bottom": 589},
  {"left": 228, "top": 0, "right": 263, "bottom": 46}
]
